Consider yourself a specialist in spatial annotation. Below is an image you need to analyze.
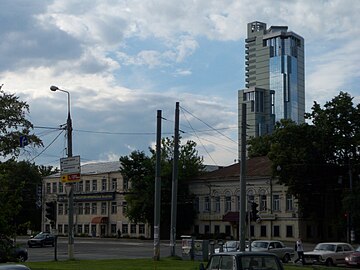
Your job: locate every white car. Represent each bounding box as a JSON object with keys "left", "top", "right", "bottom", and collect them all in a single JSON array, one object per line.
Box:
[
  {"left": 248, "top": 240, "right": 295, "bottom": 263},
  {"left": 215, "top": 241, "right": 239, "bottom": 253},
  {"left": 304, "top": 242, "right": 354, "bottom": 266}
]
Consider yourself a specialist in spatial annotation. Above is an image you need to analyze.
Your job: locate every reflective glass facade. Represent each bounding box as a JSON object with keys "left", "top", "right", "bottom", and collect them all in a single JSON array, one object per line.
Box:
[{"left": 239, "top": 21, "right": 304, "bottom": 145}]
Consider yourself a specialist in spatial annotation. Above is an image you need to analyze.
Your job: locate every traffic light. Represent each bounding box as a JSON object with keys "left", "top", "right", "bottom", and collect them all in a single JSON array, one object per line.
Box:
[
  {"left": 45, "top": 201, "right": 56, "bottom": 223},
  {"left": 251, "top": 202, "right": 259, "bottom": 221}
]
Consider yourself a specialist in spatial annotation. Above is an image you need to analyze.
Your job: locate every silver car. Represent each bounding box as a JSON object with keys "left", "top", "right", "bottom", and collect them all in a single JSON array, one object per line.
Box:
[{"left": 249, "top": 240, "right": 295, "bottom": 263}]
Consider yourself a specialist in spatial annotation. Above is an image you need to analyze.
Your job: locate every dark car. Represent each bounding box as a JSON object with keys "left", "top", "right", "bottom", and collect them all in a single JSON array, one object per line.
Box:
[
  {"left": 200, "top": 251, "right": 284, "bottom": 270},
  {"left": 345, "top": 245, "right": 360, "bottom": 267},
  {"left": 27, "top": 232, "right": 55, "bottom": 248},
  {"left": 0, "top": 237, "right": 28, "bottom": 263}
]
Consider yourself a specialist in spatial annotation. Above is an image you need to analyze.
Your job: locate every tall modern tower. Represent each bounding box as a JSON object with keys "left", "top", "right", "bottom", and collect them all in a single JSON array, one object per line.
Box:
[{"left": 238, "top": 21, "right": 305, "bottom": 139}]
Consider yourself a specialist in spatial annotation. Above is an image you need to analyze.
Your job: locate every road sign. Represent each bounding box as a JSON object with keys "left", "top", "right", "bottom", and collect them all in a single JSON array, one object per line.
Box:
[
  {"left": 20, "top": 135, "right": 28, "bottom": 147},
  {"left": 60, "top": 156, "right": 81, "bottom": 183}
]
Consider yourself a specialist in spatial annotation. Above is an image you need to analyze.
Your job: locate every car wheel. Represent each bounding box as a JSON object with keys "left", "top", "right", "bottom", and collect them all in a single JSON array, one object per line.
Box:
[
  {"left": 325, "top": 258, "right": 333, "bottom": 266},
  {"left": 28, "top": 244, "right": 32, "bottom": 248},
  {"left": 282, "top": 254, "right": 290, "bottom": 263},
  {"left": 40, "top": 242, "right": 44, "bottom": 248}
]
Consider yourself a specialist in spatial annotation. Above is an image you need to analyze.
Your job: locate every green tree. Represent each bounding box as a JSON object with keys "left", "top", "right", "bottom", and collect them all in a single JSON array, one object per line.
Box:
[
  {"left": 120, "top": 138, "right": 203, "bottom": 238},
  {"left": 0, "top": 160, "right": 43, "bottom": 236},
  {"left": 0, "top": 89, "right": 42, "bottom": 158}
]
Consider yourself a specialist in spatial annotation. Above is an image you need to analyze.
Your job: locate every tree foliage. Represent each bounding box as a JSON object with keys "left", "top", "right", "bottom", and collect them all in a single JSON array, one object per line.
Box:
[
  {"left": 0, "top": 89, "right": 42, "bottom": 158},
  {"left": 248, "top": 91, "right": 360, "bottom": 239},
  {"left": 0, "top": 160, "right": 43, "bottom": 236},
  {"left": 120, "top": 137, "right": 203, "bottom": 237}
]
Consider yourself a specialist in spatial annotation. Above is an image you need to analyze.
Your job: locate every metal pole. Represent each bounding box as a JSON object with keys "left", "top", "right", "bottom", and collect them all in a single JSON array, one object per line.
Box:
[
  {"left": 66, "top": 92, "right": 74, "bottom": 260},
  {"left": 239, "top": 103, "right": 247, "bottom": 251},
  {"left": 154, "top": 110, "right": 162, "bottom": 260},
  {"left": 170, "top": 102, "right": 180, "bottom": 257}
]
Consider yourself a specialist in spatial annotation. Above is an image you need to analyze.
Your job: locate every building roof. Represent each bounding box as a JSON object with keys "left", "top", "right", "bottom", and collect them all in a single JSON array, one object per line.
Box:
[{"left": 197, "top": 156, "right": 272, "bottom": 180}]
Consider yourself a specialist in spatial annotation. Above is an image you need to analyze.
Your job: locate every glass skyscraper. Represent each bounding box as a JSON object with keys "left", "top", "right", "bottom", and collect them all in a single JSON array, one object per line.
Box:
[{"left": 238, "top": 21, "right": 305, "bottom": 139}]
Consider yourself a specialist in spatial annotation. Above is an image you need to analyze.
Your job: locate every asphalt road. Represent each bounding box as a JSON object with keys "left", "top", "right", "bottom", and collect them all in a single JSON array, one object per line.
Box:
[{"left": 16, "top": 236, "right": 183, "bottom": 262}]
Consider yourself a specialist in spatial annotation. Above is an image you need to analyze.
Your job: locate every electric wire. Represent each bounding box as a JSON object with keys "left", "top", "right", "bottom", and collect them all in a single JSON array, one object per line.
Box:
[
  {"left": 181, "top": 108, "right": 218, "bottom": 166},
  {"left": 29, "top": 130, "right": 65, "bottom": 162}
]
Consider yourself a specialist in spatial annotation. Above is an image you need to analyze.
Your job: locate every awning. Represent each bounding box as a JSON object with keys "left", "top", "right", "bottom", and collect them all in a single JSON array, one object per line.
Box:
[
  {"left": 91, "top": 217, "right": 109, "bottom": 224},
  {"left": 222, "top": 212, "right": 239, "bottom": 222}
]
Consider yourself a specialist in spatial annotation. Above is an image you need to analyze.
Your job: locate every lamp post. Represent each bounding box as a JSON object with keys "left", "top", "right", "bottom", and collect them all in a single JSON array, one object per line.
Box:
[{"left": 50, "top": 85, "right": 74, "bottom": 259}]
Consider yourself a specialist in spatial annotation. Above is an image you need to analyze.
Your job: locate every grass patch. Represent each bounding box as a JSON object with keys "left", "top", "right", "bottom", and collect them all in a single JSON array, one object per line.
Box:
[{"left": 24, "top": 258, "right": 201, "bottom": 270}]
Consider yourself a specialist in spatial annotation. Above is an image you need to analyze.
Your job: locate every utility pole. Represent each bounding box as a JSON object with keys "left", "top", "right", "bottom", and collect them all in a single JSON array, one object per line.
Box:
[
  {"left": 170, "top": 102, "right": 180, "bottom": 256},
  {"left": 239, "top": 103, "right": 247, "bottom": 251},
  {"left": 153, "top": 110, "right": 162, "bottom": 260}
]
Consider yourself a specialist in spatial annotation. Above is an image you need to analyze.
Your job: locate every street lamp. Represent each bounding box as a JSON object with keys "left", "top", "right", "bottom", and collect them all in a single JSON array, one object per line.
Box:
[{"left": 50, "top": 85, "right": 74, "bottom": 259}]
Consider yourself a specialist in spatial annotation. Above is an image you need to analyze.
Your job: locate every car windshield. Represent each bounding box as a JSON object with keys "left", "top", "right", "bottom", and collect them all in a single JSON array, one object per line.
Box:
[
  {"left": 314, "top": 243, "right": 336, "bottom": 252},
  {"left": 252, "top": 241, "right": 268, "bottom": 248},
  {"left": 225, "top": 241, "right": 238, "bottom": 248},
  {"left": 34, "top": 234, "right": 46, "bottom": 239},
  {"left": 356, "top": 246, "right": 360, "bottom": 252}
]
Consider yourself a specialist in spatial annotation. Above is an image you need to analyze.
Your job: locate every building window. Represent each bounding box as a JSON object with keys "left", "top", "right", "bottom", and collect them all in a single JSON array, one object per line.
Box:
[
  {"left": 85, "top": 180, "right": 90, "bottom": 192},
  {"left": 286, "top": 225, "right": 293, "bottom": 237},
  {"left": 78, "top": 203, "right": 83, "bottom": 215},
  {"left": 52, "top": 182, "right": 57, "bottom": 193},
  {"left": 59, "top": 183, "right": 63, "bottom": 193},
  {"left": 111, "top": 202, "right": 117, "bottom": 214},
  {"left": 215, "top": 196, "right": 220, "bottom": 213},
  {"left": 58, "top": 204, "right": 64, "bottom": 215},
  {"left": 260, "top": 195, "right": 267, "bottom": 211},
  {"left": 111, "top": 178, "right": 117, "bottom": 190},
  {"left": 139, "top": 224, "right": 145, "bottom": 234},
  {"left": 122, "top": 224, "right": 128, "bottom": 234},
  {"left": 250, "top": 225, "right": 254, "bottom": 237},
  {"left": 204, "top": 196, "right": 210, "bottom": 212},
  {"left": 122, "top": 201, "right": 127, "bottom": 214},
  {"left": 204, "top": 225, "right": 210, "bottom": 234},
  {"left": 214, "top": 225, "right": 220, "bottom": 234},
  {"left": 194, "top": 197, "right": 200, "bottom": 213},
  {"left": 273, "top": 194, "right": 280, "bottom": 211},
  {"left": 194, "top": 225, "right": 199, "bottom": 234},
  {"left": 274, "top": 225, "right": 280, "bottom": 237},
  {"left": 225, "top": 192, "right": 231, "bottom": 212},
  {"left": 130, "top": 224, "right": 136, "bottom": 234},
  {"left": 85, "top": 203, "right": 90, "bottom": 215},
  {"left": 91, "top": 225, "right": 96, "bottom": 236},
  {"left": 111, "top": 224, "right": 117, "bottom": 234},
  {"left": 261, "top": 225, "right": 267, "bottom": 237},
  {"left": 77, "top": 225, "right": 82, "bottom": 234},
  {"left": 92, "top": 180, "right": 97, "bottom": 191},
  {"left": 64, "top": 224, "right": 68, "bottom": 234},
  {"left": 84, "top": 224, "right": 89, "bottom": 235},
  {"left": 101, "top": 178, "right": 107, "bottom": 191},
  {"left": 123, "top": 177, "right": 128, "bottom": 191},
  {"left": 46, "top": 183, "right": 51, "bottom": 194},
  {"left": 91, "top": 203, "right": 97, "bottom": 215},
  {"left": 101, "top": 202, "right": 107, "bottom": 215},
  {"left": 225, "top": 225, "right": 231, "bottom": 236},
  {"left": 64, "top": 204, "right": 68, "bottom": 215},
  {"left": 78, "top": 181, "right": 83, "bottom": 192},
  {"left": 286, "top": 194, "right": 293, "bottom": 211},
  {"left": 58, "top": 224, "right": 63, "bottom": 234}
]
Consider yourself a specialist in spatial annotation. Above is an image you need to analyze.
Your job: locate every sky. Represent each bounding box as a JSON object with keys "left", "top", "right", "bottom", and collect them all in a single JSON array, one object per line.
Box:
[{"left": 1, "top": 0, "right": 359, "bottom": 168}]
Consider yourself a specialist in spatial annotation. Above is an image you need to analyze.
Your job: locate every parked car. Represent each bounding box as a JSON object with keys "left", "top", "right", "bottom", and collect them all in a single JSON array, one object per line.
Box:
[
  {"left": 27, "top": 232, "right": 55, "bottom": 248},
  {"left": 200, "top": 251, "right": 284, "bottom": 270},
  {"left": 0, "top": 265, "right": 31, "bottom": 270},
  {"left": 0, "top": 237, "right": 28, "bottom": 262},
  {"left": 345, "top": 245, "right": 360, "bottom": 267},
  {"left": 304, "top": 242, "right": 354, "bottom": 266},
  {"left": 247, "top": 240, "right": 295, "bottom": 263},
  {"left": 215, "top": 241, "right": 239, "bottom": 253}
]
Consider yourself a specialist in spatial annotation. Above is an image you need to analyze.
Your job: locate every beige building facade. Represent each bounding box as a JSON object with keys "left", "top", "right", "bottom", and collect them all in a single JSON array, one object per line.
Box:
[
  {"left": 42, "top": 161, "right": 151, "bottom": 239},
  {"left": 190, "top": 156, "right": 302, "bottom": 242}
]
